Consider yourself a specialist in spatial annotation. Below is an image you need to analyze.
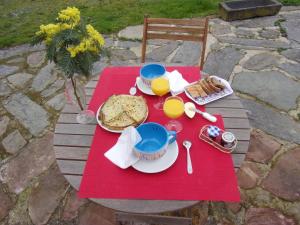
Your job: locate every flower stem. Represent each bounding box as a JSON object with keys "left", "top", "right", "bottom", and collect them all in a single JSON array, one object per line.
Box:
[{"left": 70, "top": 77, "right": 84, "bottom": 111}]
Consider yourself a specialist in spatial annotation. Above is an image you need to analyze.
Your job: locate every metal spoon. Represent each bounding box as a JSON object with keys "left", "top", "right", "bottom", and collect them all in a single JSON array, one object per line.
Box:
[
  {"left": 183, "top": 140, "right": 193, "bottom": 174},
  {"left": 129, "top": 77, "right": 138, "bottom": 95}
]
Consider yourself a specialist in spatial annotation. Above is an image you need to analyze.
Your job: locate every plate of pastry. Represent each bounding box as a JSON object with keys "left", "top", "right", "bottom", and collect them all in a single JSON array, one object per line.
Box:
[
  {"left": 96, "top": 94, "right": 148, "bottom": 133},
  {"left": 184, "top": 75, "right": 233, "bottom": 105}
]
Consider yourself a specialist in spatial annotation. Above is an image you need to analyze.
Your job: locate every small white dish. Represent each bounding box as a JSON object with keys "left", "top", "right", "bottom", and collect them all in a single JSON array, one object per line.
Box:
[
  {"left": 136, "top": 77, "right": 155, "bottom": 95},
  {"left": 96, "top": 103, "right": 148, "bottom": 133},
  {"left": 132, "top": 141, "right": 179, "bottom": 173}
]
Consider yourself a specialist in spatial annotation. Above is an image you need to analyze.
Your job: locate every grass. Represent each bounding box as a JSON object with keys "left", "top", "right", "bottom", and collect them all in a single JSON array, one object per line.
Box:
[
  {"left": 1, "top": 0, "right": 300, "bottom": 48},
  {"left": 280, "top": 0, "right": 300, "bottom": 5}
]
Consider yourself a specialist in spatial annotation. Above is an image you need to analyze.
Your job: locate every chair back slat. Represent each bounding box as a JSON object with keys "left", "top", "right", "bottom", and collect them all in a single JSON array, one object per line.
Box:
[
  {"left": 147, "top": 33, "right": 203, "bottom": 42},
  {"left": 147, "top": 18, "right": 206, "bottom": 26},
  {"left": 147, "top": 25, "right": 206, "bottom": 35},
  {"left": 141, "top": 16, "right": 209, "bottom": 69}
]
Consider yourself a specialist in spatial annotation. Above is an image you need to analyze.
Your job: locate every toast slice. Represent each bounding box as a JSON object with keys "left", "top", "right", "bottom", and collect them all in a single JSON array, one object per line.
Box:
[
  {"left": 203, "top": 79, "right": 216, "bottom": 94},
  {"left": 211, "top": 77, "right": 225, "bottom": 89},
  {"left": 199, "top": 79, "right": 212, "bottom": 94},
  {"left": 206, "top": 77, "right": 221, "bottom": 92},
  {"left": 186, "top": 86, "right": 201, "bottom": 98},
  {"left": 194, "top": 84, "right": 207, "bottom": 97}
]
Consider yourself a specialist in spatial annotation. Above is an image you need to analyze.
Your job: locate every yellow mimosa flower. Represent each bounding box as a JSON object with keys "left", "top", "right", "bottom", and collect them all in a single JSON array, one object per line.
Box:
[
  {"left": 57, "top": 7, "right": 80, "bottom": 27},
  {"left": 34, "top": 6, "right": 105, "bottom": 78},
  {"left": 86, "top": 24, "right": 105, "bottom": 46}
]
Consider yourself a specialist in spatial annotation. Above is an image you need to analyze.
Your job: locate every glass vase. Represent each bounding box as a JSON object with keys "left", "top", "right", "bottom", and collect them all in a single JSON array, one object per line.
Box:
[{"left": 65, "top": 77, "right": 95, "bottom": 124}]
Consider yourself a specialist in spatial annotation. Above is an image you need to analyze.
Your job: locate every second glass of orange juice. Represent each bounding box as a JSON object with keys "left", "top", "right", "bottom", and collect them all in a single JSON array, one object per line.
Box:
[
  {"left": 151, "top": 77, "right": 170, "bottom": 110},
  {"left": 163, "top": 96, "right": 184, "bottom": 132}
]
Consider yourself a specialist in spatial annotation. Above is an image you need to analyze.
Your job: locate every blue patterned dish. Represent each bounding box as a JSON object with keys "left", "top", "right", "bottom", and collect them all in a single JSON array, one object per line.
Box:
[{"left": 134, "top": 122, "right": 176, "bottom": 160}]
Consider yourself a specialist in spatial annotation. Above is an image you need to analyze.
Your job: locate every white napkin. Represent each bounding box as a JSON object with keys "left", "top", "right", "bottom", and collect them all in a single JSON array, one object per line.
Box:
[
  {"left": 166, "top": 70, "right": 189, "bottom": 96},
  {"left": 104, "top": 126, "right": 142, "bottom": 169}
]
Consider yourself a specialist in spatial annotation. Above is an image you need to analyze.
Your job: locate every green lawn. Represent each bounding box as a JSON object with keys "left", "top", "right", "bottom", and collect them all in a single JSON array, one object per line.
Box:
[{"left": 0, "top": 0, "right": 299, "bottom": 48}]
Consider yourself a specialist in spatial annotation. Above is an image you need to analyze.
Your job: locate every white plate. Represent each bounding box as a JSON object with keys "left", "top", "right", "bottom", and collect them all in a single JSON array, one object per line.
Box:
[
  {"left": 184, "top": 76, "right": 233, "bottom": 105},
  {"left": 96, "top": 103, "right": 148, "bottom": 133},
  {"left": 136, "top": 77, "right": 155, "bottom": 95},
  {"left": 132, "top": 141, "right": 179, "bottom": 173}
]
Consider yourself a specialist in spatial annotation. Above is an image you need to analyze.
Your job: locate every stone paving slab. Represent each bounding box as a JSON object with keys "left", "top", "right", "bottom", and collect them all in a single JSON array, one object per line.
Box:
[
  {"left": 118, "top": 25, "right": 143, "bottom": 40},
  {"left": 46, "top": 93, "right": 66, "bottom": 111},
  {"left": 231, "top": 15, "right": 281, "bottom": 28},
  {"left": 6, "top": 57, "right": 25, "bottom": 64},
  {"left": 233, "top": 71, "right": 300, "bottom": 111},
  {"left": 246, "top": 130, "right": 281, "bottom": 164},
  {"left": 278, "top": 62, "right": 300, "bottom": 80},
  {"left": 262, "top": 147, "right": 300, "bottom": 201},
  {"left": 27, "top": 51, "right": 46, "bottom": 68},
  {"left": 0, "top": 132, "right": 54, "bottom": 194},
  {"left": 0, "top": 44, "right": 45, "bottom": 60},
  {"left": 259, "top": 29, "right": 280, "bottom": 39},
  {"left": 235, "top": 28, "right": 256, "bottom": 38},
  {"left": 203, "top": 46, "right": 244, "bottom": 80},
  {"left": 78, "top": 203, "right": 115, "bottom": 225},
  {"left": 281, "top": 49, "right": 300, "bottom": 63},
  {"left": 241, "top": 99, "right": 300, "bottom": 144},
  {"left": 237, "top": 161, "right": 263, "bottom": 189},
  {"left": 0, "top": 116, "right": 9, "bottom": 137},
  {"left": 7, "top": 73, "right": 33, "bottom": 88},
  {"left": 146, "top": 41, "right": 179, "bottom": 62},
  {"left": 3, "top": 93, "right": 50, "bottom": 136},
  {"left": 41, "top": 79, "right": 65, "bottom": 98},
  {"left": 110, "top": 49, "right": 137, "bottom": 61},
  {"left": 242, "top": 52, "right": 280, "bottom": 70},
  {"left": 31, "top": 62, "right": 57, "bottom": 92},
  {"left": 0, "top": 184, "right": 13, "bottom": 221},
  {"left": 245, "top": 208, "right": 297, "bottom": 225},
  {"left": 62, "top": 189, "right": 88, "bottom": 221},
  {"left": 28, "top": 165, "right": 68, "bottom": 225},
  {"left": 217, "top": 36, "right": 290, "bottom": 49},
  {"left": 171, "top": 42, "right": 201, "bottom": 65},
  {"left": 282, "top": 20, "right": 300, "bottom": 44},
  {"left": 210, "top": 23, "right": 232, "bottom": 36},
  {"left": 116, "top": 40, "right": 140, "bottom": 49},
  {"left": 0, "top": 65, "right": 19, "bottom": 77},
  {"left": 0, "top": 82, "right": 11, "bottom": 97},
  {"left": 2, "top": 130, "right": 27, "bottom": 154}
]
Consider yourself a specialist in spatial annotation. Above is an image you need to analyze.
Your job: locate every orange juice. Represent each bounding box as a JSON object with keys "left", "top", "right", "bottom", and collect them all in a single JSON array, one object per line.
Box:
[
  {"left": 163, "top": 97, "right": 184, "bottom": 119},
  {"left": 151, "top": 78, "right": 170, "bottom": 96}
]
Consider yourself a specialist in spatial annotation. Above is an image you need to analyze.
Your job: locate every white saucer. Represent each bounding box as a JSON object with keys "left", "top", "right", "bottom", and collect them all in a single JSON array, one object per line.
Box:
[
  {"left": 136, "top": 77, "right": 155, "bottom": 95},
  {"left": 132, "top": 141, "right": 179, "bottom": 173}
]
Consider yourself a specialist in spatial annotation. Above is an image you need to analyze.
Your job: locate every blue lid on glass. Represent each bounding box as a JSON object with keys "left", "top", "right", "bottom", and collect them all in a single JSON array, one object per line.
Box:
[{"left": 207, "top": 125, "right": 220, "bottom": 138}]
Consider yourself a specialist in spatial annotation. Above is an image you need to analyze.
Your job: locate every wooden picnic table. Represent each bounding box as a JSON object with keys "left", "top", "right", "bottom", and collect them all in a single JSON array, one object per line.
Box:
[{"left": 54, "top": 67, "right": 251, "bottom": 214}]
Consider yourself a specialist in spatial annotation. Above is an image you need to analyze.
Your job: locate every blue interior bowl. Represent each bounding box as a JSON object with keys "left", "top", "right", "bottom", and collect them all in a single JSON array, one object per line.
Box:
[
  {"left": 135, "top": 122, "right": 168, "bottom": 153},
  {"left": 140, "top": 64, "right": 166, "bottom": 80}
]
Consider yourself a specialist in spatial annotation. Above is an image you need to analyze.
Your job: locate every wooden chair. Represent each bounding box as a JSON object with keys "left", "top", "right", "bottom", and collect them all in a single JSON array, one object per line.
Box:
[
  {"left": 115, "top": 212, "right": 192, "bottom": 225},
  {"left": 141, "top": 16, "right": 209, "bottom": 69}
]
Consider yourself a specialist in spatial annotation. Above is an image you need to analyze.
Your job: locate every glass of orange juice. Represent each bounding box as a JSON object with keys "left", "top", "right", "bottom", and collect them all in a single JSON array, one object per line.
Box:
[
  {"left": 151, "top": 77, "right": 170, "bottom": 110},
  {"left": 163, "top": 96, "right": 185, "bottom": 133}
]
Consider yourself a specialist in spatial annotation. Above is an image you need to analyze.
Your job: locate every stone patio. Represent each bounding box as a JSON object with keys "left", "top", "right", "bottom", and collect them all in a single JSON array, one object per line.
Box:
[{"left": 0, "top": 7, "right": 300, "bottom": 225}]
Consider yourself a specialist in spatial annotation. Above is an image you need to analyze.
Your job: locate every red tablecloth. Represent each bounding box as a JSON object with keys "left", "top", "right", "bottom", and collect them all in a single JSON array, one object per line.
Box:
[{"left": 79, "top": 66, "right": 240, "bottom": 202}]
